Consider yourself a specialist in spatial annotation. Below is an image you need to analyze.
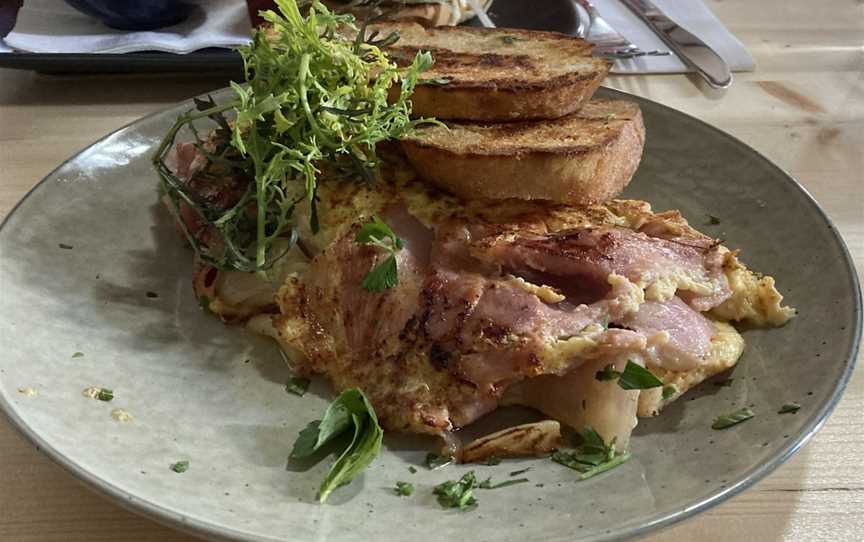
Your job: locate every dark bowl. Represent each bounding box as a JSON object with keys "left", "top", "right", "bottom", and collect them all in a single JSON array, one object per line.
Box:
[{"left": 63, "top": 0, "right": 196, "bottom": 31}]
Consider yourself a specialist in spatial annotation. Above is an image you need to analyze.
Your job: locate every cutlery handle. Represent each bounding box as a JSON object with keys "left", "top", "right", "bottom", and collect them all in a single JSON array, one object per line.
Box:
[{"left": 621, "top": 0, "right": 732, "bottom": 88}]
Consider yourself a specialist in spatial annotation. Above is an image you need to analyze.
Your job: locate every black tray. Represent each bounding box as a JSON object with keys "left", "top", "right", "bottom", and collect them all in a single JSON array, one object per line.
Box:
[{"left": 0, "top": 0, "right": 580, "bottom": 75}]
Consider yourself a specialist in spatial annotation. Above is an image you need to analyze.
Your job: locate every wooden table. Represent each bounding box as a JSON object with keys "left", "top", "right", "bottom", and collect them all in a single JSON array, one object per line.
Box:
[{"left": 1, "top": 1, "right": 862, "bottom": 540}]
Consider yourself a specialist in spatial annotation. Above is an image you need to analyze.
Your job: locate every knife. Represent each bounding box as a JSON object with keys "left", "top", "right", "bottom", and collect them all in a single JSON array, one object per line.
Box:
[{"left": 620, "top": 0, "right": 732, "bottom": 88}]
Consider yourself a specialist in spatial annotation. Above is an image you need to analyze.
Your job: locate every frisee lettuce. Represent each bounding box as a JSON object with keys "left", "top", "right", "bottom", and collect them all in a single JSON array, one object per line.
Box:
[{"left": 154, "top": 0, "right": 437, "bottom": 274}]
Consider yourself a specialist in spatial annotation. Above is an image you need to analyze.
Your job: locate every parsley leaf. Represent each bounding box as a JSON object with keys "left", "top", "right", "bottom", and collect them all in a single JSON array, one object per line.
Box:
[
  {"left": 96, "top": 388, "right": 114, "bottom": 402},
  {"left": 289, "top": 388, "right": 383, "bottom": 502},
  {"left": 170, "top": 460, "right": 189, "bottom": 473},
  {"left": 434, "top": 471, "right": 479, "bottom": 510},
  {"left": 485, "top": 456, "right": 501, "bottom": 466},
  {"left": 71, "top": 352, "right": 84, "bottom": 359},
  {"left": 285, "top": 376, "right": 310, "bottom": 396},
  {"left": 394, "top": 481, "right": 414, "bottom": 496},
  {"left": 712, "top": 407, "right": 755, "bottom": 429},
  {"left": 479, "top": 477, "right": 530, "bottom": 490},
  {"left": 778, "top": 402, "right": 800, "bottom": 414},
  {"left": 595, "top": 361, "right": 662, "bottom": 390},
  {"left": 662, "top": 385, "right": 676, "bottom": 400},
  {"left": 617, "top": 361, "right": 663, "bottom": 390},
  {"left": 356, "top": 216, "right": 403, "bottom": 292},
  {"left": 551, "top": 426, "right": 630, "bottom": 480}
]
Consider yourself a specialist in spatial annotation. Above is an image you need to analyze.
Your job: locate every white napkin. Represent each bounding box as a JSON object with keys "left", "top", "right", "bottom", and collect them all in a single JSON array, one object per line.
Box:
[
  {"left": 2, "top": 0, "right": 251, "bottom": 54},
  {"left": 589, "top": 0, "right": 754, "bottom": 74}
]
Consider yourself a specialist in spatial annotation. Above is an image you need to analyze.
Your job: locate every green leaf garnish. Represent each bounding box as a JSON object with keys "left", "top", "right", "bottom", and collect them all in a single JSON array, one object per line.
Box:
[
  {"left": 551, "top": 425, "right": 629, "bottom": 480},
  {"left": 662, "top": 385, "right": 676, "bottom": 400},
  {"left": 170, "top": 460, "right": 189, "bottom": 473},
  {"left": 356, "top": 216, "right": 403, "bottom": 292},
  {"left": 289, "top": 388, "right": 383, "bottom": 502},
  {"left": 595, "top": 362, "right": 662, "bottom": 390},
  {"left": 485, "top": 456, "right": 501, "bottom": 466},
  {"left": 425, "top": 453, "right": 454, "bottom": 470},
  {"left": 617, "top": 361, "right": 663, "bottom": 390},
  {"left": 408, "top": 466, "right": 417, "bottom": 474},
  {"left": 153, "top": 0, "right": 438, "bottom": 274},
  {"left": 509, "top": 468, "right": 531, "bottom": 476},
  {"left": 394, "top": 481, "right": 414, "bottom": 496},
  {"left": 96, "top": 388, "right": 114, "bottom": 402},
  {"left": 71, "top": 352, "right": 84, "bottom": 358},
  {"left": 778, "top": 402, "right": 800, "bottom": 414},
  {"left": 479, "top": 477, "right": 530, "bottom": 490},
  {"left": 433, "top": 471, "right": 479, "bottom": 510},
  {"left": 712, "top": 407, "right": 755, "bottom": 429},
  {"left": 286, "top": 376, "right": 310, "bottom": 396}
]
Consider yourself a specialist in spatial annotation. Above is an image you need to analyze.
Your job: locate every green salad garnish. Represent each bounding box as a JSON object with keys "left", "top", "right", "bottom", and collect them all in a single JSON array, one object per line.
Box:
[{"left": 154, "top": 0, "right": 435, "bottom": 274}]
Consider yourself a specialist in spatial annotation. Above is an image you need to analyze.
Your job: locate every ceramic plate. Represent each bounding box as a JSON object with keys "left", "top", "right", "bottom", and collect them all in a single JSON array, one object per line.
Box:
[{"left": 0, "top": 87, "right": 860, "bottom": 541}]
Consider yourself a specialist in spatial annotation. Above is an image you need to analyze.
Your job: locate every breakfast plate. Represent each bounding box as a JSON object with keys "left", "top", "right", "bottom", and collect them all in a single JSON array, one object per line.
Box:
[{"left": 0, "top": 86, "right": 859, "bottom": 541}]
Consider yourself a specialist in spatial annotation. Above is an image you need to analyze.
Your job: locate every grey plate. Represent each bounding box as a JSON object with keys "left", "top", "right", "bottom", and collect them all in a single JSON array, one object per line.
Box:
[{"left": 0, "top": 87, "right": 860, "bottom": 542}]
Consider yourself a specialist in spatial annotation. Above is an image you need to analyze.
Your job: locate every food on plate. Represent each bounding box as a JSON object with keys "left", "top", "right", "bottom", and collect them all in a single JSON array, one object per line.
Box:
[
  {"left": 374, "top": 21, "right": 611, "bottom": 121},
  {"left": 154, "top": 0, "right": 794, "bottom": 500},
  {"left": 400, "top": 99, "right": 645, "bottom": 204}
]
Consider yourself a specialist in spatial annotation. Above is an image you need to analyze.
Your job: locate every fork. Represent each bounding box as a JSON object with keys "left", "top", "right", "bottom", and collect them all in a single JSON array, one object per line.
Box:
[{"left": 572, "top": 0, "right": 670, "bottom": 59}]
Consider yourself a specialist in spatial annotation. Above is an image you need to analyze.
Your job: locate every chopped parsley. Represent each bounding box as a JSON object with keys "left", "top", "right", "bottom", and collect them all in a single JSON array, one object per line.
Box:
[
  {"left": 712, "top": 407, "right": 754, "bottom": 429},
  {"left": 394, "top": 481, "right": 414, "bottom": 496},
  {"left": 617, "top": 361, "right": 663, "bottom": 390},
  {"left": 96, "top": 388, "right": 114, "bottom": 402},
  {"left": 425, "top": 453, "right": 454, "bottom": 470},
  {"left": 355, "top": 216, "right": 404, "bottom": 292},
  {"left": 145, "top": 291, "right": 159, "bottom": 298},
  {"left": 479, "top": 477, "right": 530, "bottom": 490},
  {"left": 551, "top": 426, "right": 630, "bottom": 480},
  {"left": 662, "top": 385, "right": 676, "bottom": 400},
  {"left": 289, "top": 388, "right": 383, "bottom": 503},
  {"left": 509, "top": 468, "right": 531, "bottom": 477},
  {"left": 778, "top": 402, "right": 801, "bottom": 414},
  {"left": 58, "top": 243, "right": 73, "bottom": 249},
  {"left": 707, "top": 215, "right": 721, "bottom": 225},
  {"left": 408, "top": 466, "right": 417, "bottom": 474},
  {"left": 485, "top": 456, "right": 502, "bottom": 466},
  {"left": 71, "top": 352, "right": 84, "bottom": 358},
  {"left": 285, "top": 376, "right": 310, "bottom": 396},
  {"left": 170, "top": 460, "right": 190, "bottom": 473},
  {"left": 433, "top": 471, "right": 479, "bottom": 510},
  {"left": 595, "top": 361, "right": 663, "bottom": 390}
]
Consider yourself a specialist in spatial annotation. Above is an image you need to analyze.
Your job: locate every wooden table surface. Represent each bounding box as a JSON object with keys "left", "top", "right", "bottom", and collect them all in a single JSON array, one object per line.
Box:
[{"left": 1, "top": 1, "right": 862, "bottom": 540}]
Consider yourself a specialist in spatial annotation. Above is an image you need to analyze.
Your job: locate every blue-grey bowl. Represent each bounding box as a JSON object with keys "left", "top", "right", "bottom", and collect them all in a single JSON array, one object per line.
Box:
[{"left": 64, "top": 0, "right": 195, "bottom": 31}]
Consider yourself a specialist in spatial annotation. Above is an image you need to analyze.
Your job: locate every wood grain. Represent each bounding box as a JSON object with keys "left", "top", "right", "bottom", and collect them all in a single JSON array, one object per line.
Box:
[{"left": 1, "top": 0, "right": 862, "bottom": 540}]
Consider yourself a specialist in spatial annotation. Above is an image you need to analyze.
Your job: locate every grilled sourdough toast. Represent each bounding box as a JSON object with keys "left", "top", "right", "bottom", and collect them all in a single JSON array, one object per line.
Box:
[
  {"left": 375, "top": 22, "right": 611, "bottom": 121},
  {"left": 400, "top": 99, "right": 645, "bottom": 204}
]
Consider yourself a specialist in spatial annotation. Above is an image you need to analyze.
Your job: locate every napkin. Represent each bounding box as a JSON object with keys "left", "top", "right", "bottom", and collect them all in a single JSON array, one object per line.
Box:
[
  {"left": 2, "top": 0, "right": 251, "bottom": 54},
  {"left": 588, "top": 0, "right": 754, "bottom": 74}
]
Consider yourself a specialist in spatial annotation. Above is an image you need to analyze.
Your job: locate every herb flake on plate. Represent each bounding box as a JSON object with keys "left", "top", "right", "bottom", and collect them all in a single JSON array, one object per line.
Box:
[
  {"left": 171, "top": 460, "right": 189, "bottom": 473},
  {"left": 551, "top": 426, "right": 630, "bottom": 480},
  {"left": 394, "top": 481, "right": 414, "bottom": 496},
  {"left": 712, "top": 407, "right": 755, "bottom": 429},
  {"left": 286, "top": 376, "right": 310, "bottom": 396},
  {"left": 434, "top": 471, "right": 479, "bottom": 510},
  {"left": 778, "top": 402, "right": 801, "bottom": 414}
]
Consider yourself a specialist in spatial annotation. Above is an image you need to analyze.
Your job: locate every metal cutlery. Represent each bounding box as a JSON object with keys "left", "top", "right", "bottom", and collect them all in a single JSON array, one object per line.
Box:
[
  {"left": 620, "top": 0, "right": 732, "bottom": 87},
  {"left": 572, "top": 0, "right": 670, "bottom": 59}
]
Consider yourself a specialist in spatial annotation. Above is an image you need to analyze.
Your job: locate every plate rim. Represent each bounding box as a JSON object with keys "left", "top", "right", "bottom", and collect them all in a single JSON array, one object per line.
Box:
[{"left": 0, "top": 86, "right": 860, "bottom": 542}]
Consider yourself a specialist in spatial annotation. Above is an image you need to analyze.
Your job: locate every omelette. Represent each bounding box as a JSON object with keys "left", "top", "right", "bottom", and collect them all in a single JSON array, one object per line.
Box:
[{"left": 169, "top": 142, "right": 795, "bottom": 453}]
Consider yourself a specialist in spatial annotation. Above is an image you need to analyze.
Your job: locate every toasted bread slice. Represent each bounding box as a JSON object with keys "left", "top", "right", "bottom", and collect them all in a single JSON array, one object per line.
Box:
[
  {"left": 373, "top": 22, "right": 611, "bottom": 121},
  {"left": 400, "top": 99, "right": 645, "bottom": 204}
]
